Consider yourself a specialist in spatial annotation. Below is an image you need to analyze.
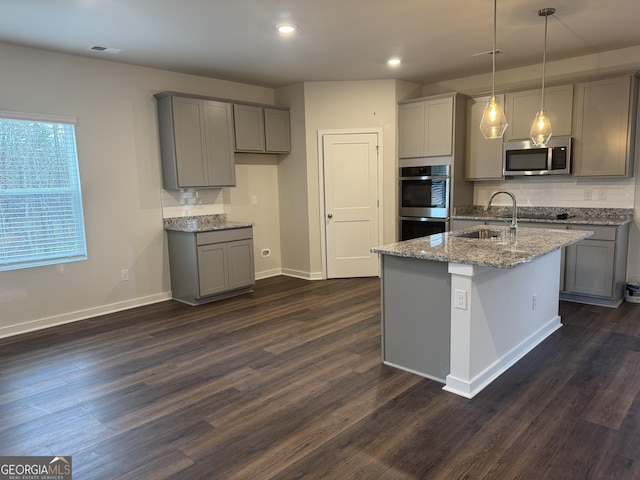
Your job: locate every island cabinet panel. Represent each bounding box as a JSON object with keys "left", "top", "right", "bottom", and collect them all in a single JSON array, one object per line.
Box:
[
  {"left": 573, "top": 74, "right": 638, "bottom": 177},
  {"left": 233, "top": 104, "right": 291, "bottom": 154},
  {"left": 465, "top": 95, "right": 504, "bottom": 180},
  {"left": 156, "top": 95, "right": 236, "bottom": 188},
  {"left": 563, "top": 224, "right": 629, "bottom": 305},
  {"left": 505, "top": 84, "right": 573, "bottom": 141},
  {"left": 167, "top": 227, "right": 255, "bottom": 305},
  {"left": 398, "top": 96, "right": 453, "bottom": 158},
  {"left": 381, "top": 255, "right": 451, "bottom": 382}
]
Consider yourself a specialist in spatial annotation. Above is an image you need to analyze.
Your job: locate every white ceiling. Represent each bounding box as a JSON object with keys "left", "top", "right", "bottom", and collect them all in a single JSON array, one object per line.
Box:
[{"left": 1, "top": 0, "right": 640, "bottom": 88}]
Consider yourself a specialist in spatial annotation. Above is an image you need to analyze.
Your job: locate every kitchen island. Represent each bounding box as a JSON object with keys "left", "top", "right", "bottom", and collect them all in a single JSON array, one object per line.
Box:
[{"left": 372, "top": 226, "right": 591, "bottom": 398}]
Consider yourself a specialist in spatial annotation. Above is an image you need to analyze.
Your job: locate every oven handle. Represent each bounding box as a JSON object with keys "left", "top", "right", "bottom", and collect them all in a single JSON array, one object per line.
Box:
[
  {"left": 399, "top": 175, "right": 450, "bottom": 181},
  {"left": 399, "top": 216, "right": 449, "bottom": 222}
]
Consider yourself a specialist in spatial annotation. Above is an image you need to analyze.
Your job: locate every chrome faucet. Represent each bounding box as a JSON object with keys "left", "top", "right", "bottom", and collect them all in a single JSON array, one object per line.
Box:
[{"left": 484, "top": 190, "right": 518, "bottom": 237}]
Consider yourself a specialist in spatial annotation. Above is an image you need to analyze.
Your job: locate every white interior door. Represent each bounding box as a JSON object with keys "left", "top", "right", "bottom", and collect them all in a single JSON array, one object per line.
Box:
[{"left": 323, "top": 133, "right": 379, "bottom": 278}]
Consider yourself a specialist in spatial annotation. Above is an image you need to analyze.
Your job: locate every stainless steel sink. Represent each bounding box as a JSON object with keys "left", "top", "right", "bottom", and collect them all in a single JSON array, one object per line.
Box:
[{"left": 454, "top": 228, "right": 512, "bottom": 240}]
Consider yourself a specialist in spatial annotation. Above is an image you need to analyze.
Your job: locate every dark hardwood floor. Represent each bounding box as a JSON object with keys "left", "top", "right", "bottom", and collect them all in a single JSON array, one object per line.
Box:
[{"left": 1, "top": 275, "right": 640, "bottom": 479}]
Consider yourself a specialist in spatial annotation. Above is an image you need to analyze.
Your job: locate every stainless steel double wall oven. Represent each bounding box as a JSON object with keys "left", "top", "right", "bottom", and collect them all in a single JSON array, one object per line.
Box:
[{"left": 399, "top": 164, "right": 450, "bottom": 241}]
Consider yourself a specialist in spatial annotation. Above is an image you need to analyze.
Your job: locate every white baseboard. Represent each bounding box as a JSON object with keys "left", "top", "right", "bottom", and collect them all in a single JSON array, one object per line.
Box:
[
  {"left": 443, "top": 316, "right": 563, "bottom": 399},
  {"left": 2, "top": 270, "right": 326, "bottom": 340},
  {"left": 280, "top": 268, "right": 323, "bottom": 280},
  {"left": 255, "top": 268, "right": 282, "bottom": 280},
  {"left": 0, "top": 292, "right": 172, "bottom": 339},
  {"left": 256, "top": 268, "right": 323, "bottom": 281}
]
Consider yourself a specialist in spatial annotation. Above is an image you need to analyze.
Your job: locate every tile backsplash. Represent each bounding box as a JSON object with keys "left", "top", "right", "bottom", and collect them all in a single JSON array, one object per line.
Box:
[
  {"left": 473, "top": 176, "right": 635, "bottom": 208},
  {"left": 161, "top": 188, "right": 224, "bottom": 218}
]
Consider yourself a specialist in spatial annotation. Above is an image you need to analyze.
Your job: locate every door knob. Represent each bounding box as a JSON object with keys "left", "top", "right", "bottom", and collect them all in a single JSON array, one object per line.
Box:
[{"left": 327, "top": 213, "right": 333, "bottom": 218}]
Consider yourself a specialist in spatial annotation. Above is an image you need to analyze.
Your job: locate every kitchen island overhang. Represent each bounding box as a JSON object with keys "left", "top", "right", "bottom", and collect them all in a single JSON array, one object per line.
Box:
[{"left": 372, "top": 226, "right": 592, "bottom": 399}]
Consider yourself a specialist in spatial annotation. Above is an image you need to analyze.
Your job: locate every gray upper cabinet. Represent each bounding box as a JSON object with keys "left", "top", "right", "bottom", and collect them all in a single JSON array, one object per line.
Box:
[
  {"left": 398, "top": 95, "right": 454, "bottom": 158},
  {"left": 233, "top": 104, "right": 264, "bottom": 151},
  {"left": 264, "top": 107, "right": 291, "bottom": 153},
  {"left": 233, "top": 104, "right": 290, "bottom": 154},
  {"left": 156, "top": 94, "right": 236, "bottom": 189},
  {"left": 505, "top": 84, "right": 574, "bottom": 141},
  {"left": 465, "top": 95, "right": 504, "bottom": 180},
  {"left": 572, "top": 74, "right": 638, "bottom": 177}
]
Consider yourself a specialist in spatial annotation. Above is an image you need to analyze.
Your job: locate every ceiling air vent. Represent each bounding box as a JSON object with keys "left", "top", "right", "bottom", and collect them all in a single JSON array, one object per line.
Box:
[{"left": 87, "top": 45, "right": 122, "bottom": 54}]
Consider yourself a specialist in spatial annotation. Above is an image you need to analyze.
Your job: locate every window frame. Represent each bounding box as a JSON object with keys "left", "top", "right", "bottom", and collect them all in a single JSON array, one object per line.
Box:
[{"left": 0, "top": 111, "right": 87, "bottom": 272}]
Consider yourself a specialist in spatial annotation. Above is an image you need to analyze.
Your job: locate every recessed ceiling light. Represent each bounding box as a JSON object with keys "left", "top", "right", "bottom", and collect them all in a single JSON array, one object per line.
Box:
[
  {"left": 276, "top": 24, "right": 297, "bottom": 34},
  {"left": 387, "top": 58, "right": 401, "bottom": 66}
]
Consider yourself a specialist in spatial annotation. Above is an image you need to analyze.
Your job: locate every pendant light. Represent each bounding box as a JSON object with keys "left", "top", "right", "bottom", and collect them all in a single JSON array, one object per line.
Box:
[
  {"left": 530, "top": 7, "right": 555, "bottom": 146},
  {"left": 479, "top": 0, "right": 508, "bottom": 139}
]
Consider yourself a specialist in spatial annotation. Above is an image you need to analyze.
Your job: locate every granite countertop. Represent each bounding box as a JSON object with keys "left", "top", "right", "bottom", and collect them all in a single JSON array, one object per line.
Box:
[
  {"left": 163, "top": 214, "right": 253, "bottom": 232},
  {"left": 453, "top": 206, "right": 633, "bottom": 226},
  {"left": 371, "top": 226, "right": 592, "bottom": 269}
]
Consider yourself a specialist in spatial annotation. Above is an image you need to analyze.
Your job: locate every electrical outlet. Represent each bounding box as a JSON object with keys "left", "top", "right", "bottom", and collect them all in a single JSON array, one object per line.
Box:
[
  {"left": 598, "top": 190, "right": 607, "bottom": 201},
  {"left": 251, "top": 195, "right": 258, "bottom": 206},
  {"left": 532, "top": 293, "right": 538, "bottom": 310},
  {"left": 121, "top": 269, "right": 129, "bottom": 281},
  {"left": 584, "top": 189, "right": 592, "bottom": 200},
  {"left": 454, "top": 289, "right": 467, "bottom": 310}
]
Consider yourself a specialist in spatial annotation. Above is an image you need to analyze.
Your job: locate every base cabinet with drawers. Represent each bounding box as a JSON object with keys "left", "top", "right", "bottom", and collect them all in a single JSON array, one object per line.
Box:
[
  {"left": 451, "top": 219, "right": 629, "bottom": 306},
  {"left": 167, "top": 227, "right": 255, "bottom": 306},
  {"left": 563, "top": 224, "right": 629, "bottom": 305}
]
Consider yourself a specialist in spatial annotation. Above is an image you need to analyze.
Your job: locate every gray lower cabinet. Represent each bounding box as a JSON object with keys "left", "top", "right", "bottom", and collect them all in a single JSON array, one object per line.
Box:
[
  {"left": 563, "top": 224, "right": 629, "bottom": 306},
  {"left": 167, "top": 227, "right": 255, "bottom": 305}
]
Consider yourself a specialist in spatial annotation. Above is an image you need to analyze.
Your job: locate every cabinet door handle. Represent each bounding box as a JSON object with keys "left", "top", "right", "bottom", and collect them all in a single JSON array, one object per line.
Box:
[{"left": 327, "top": 213, "right": 333, "bottom": 218}]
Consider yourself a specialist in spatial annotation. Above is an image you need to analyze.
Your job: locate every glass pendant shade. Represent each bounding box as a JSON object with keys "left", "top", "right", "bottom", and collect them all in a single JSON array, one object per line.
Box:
[
  {"left": 480, "top": 95, "right": 508, "bottom": 139},
  {"left": 479, "top": 0, "right": 507, "bottom": 139},
  {"left": 530, "top": 109, "right": 552, "bottom": 145}
]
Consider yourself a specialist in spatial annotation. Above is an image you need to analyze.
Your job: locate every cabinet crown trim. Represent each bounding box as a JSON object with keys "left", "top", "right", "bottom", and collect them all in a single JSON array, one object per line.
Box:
[{"left": 153, "top": 91, "right": 289, "bottom": 111}]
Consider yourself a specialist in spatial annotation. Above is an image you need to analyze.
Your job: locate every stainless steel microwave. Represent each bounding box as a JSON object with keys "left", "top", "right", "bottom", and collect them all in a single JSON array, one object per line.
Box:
[{"left": 503, "top": 136, "right": 572, "bottom": 176}]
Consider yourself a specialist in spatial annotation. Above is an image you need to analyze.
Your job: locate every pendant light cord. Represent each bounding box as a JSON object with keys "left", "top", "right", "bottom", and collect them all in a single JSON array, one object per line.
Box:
[
  {"left": 492, "top": 0, "right": 497, "bottom": 97},
  {"left": 541, "top": 13, "right": 548, "bottom": 111}
]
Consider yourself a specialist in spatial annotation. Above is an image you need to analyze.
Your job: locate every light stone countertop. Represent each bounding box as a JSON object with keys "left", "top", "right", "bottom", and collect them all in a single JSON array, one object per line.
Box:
[
  {"left": 372, "top": 226, "right": 592, "bottom": 269},
  {"left": 453, "top": 206, "right": 633, "bottom": 226},
  {"left": 163, "top": 214, "right": 253, "bottom": 232}
]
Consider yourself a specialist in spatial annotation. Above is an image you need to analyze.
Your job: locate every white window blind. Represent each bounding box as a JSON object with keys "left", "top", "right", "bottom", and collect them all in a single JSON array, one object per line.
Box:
[{"left": 0, "top": 115, "right": 87, "bottom": 271}]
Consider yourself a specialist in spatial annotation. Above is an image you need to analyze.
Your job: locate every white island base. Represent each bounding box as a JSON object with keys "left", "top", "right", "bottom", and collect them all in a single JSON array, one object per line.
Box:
[{"left": 381, "top": 249, "right": 562, "bottom": 399}]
